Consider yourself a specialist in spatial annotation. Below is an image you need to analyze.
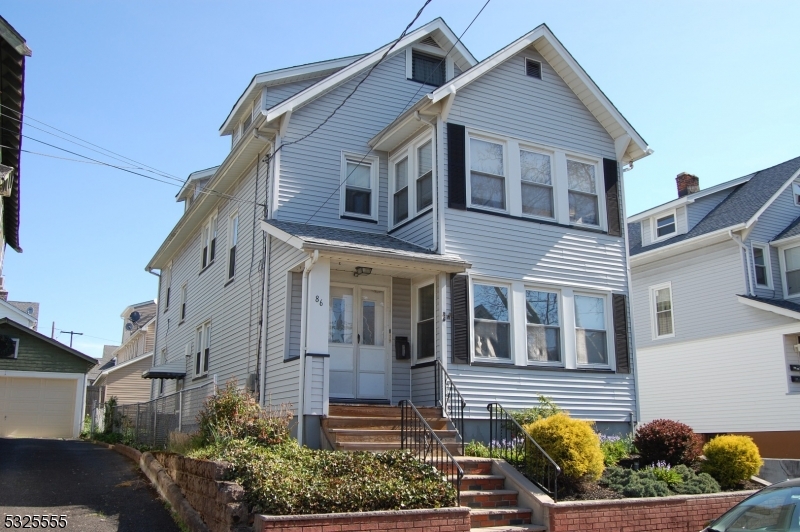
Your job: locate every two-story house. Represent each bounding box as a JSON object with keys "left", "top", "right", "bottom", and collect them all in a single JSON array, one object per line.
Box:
[
  {"left": 146, "top": 18, "right": 652, "bottom": 449},
  {"left": 628, "top": 157, "right": 800, "bottom": 459}
]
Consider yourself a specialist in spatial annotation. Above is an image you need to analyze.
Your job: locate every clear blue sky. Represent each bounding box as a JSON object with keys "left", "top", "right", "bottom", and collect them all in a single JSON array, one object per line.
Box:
[{"left": 3, "top": 1, "right": 799, "bottom": 357}]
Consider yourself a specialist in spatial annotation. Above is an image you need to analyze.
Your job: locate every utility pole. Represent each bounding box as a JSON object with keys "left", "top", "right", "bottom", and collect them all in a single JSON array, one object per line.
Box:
[{"left": 60, "top": 330, "right": 83, "bottom": 348}]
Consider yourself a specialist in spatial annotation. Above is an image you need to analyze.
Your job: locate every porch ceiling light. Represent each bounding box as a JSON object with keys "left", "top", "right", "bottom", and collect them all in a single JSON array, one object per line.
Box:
[{"left": 354, "top": 266, "right": 373, "bottom": 277}]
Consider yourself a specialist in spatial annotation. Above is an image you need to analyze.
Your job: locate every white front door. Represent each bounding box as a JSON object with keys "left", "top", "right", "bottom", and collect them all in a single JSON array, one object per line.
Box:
[{"left": 329, "top": 284, "right": 389, "bottom": 400}]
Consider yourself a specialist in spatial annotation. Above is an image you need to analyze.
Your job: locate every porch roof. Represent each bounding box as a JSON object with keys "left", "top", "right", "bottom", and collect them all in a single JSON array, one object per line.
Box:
[
  {"left": 142, "top": 359, "right": 186, "bottom": 380},
  {"left": 262, "top": 220, "right": 470, "bottom": 272}
]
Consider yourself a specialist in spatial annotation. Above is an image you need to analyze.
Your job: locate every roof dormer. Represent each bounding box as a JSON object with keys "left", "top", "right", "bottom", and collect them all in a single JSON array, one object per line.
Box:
[{"left": 176, "top": 167, "right": 219, "bottom": 212}]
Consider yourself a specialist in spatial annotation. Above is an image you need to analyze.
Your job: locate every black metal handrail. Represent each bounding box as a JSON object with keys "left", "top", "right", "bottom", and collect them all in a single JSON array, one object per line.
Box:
[
  {"left": 434, "top": 359, "right": 466, "bottom": 455},
  {"left": 399, "top": 399, "right": 464, "bottom": 506},
  {"left": 487, "top": 402, "right": 561, "bottom": 501}
]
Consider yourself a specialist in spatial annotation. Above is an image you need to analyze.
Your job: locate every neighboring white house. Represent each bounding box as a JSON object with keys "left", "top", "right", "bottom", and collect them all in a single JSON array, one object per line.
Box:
[
  {"left": 145, "top": 18, "right": 652, "bottom": 448},
  {"left": 628, "top": 158, "right": 800, "bottom": 459}
]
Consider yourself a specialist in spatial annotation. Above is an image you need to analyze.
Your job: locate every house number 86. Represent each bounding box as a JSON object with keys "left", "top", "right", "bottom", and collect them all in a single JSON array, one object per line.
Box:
[{"left": 315, "top": 295, "right": 324, "bottom": 306}]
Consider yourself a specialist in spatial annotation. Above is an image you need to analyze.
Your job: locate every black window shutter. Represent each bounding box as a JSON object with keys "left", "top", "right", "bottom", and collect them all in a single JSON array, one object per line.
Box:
[
  {"left": 612, "top": 293, "right": 630, "bottom": 374},
  {"left": 603, "top": 158, "right": 621, "bottom": 237},
  {"left": 447, "top": 123, "right": 467, "bottom": 210},
  {"left": 450, "top": 273, "right": 470, "bottom": 364}
]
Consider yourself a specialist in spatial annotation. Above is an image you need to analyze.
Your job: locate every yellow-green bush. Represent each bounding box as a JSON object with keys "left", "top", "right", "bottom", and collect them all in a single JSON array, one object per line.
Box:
[
  {"left": 702, "top": 435, "right": 763, "bottom": 489},
  {"left": 524, "top": 413, "right": 605, "bottom": 482}
]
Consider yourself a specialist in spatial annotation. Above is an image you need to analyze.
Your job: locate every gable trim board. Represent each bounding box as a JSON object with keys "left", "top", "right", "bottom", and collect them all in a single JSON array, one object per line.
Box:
[
  {"left": 737, "top": 295, "right": 800, "bottom": 321},
  {"left": 0, "top": 299, "right": 37, "bottom": 327},
  {"left": 98, "top": 351, "right": 153, "bottom": 378},
  {"left": 0, "top": 318, "right": 97, "bottom": 365}
]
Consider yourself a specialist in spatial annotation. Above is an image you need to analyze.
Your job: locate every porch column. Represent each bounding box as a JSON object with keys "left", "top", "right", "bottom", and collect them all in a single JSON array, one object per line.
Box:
[{"left": 304, "top": 257, "right": 330, "bottom": 416}]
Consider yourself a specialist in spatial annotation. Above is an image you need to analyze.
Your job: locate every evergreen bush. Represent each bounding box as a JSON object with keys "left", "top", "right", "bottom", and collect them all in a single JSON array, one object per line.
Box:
[
  {"left": 524, "top": 413, "right": 605, "bottom": 482},
  {"left": 702, "top": 435, "right": 763, "bottom": 489},
  {"left": 634, "top": 419, "right": 703, "bottom": 466}
]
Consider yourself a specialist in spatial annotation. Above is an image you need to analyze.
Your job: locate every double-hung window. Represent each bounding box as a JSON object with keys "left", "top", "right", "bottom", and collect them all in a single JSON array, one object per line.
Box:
[
  {"left": 341, "top": 153, "right": 378, "bottom": 220},
  {"left": 525, "top": 289, "right": 561, "bottom": 363},
  {"left": 180, "top": 283, "right": 187, "bottom": 322},
  {"left": 752, "top": 244, "right": 771, "bottom": 288},
  {"left": 520, "top": 149, "right": 554, "bottom": 219},
  {"left": 574, "top": 294, "right": 608, "bottom": 366},
  {"left": 393, "top": 157, "right": 409, "bottom": 225},
  {"left": 390, "top": 135, "right": 434, "bottom": 228},
  {"left": 227, "top": 212, "right": 239, "bottom": 280},
  {"left": 163, "top": 265, "right": 171, "bottom": 311},
  {"left": 195, "top": 321, "right": 211, "bottom": 377},
  {"left": 469, "top": 138, "right": 506, "bottom": 210},
  {"left": 201, "top": 214, "right": 217, "bottom": 269},
  {"left": 416, "top": 284, "right": 435, "bottom": 359},
  {"left": 567, "top": 159, "right": 599, "bottom": 226},
  {"left": 650, "top": 283, "right": 674, "bottom": 339},
  {"left": 784, "top": 246, "right": 800, "bottom": 296},
  {"left": 655, "top": 213, "right": 676, "bottom": 239},
  {"left": 473, "top": 283, "right": 511, "bottom": 359},
  {"left": 416, "top": 141, "right": 433, "bottom": 211}
]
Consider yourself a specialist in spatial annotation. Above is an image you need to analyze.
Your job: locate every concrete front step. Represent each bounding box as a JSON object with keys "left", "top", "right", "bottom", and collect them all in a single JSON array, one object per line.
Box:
[
  {"left": 470, "top": 508, "right": 533, "bottom": 528},
  {"left": 327, "top": 404, "right": 442, "bottom": 418},
  {"left": 461, "top": 474, "right": 506, "bottom": 491},
  {"left": 323, "top": 416, "right": 450, "bottom": 431},
  {"left": 328, "top": 428, "right": 458, "bottom": 443},
  {"left": 460, "top": 489, "right": 519, "bottom": 509},
  {"left": 470, "top": 525, "right": 547, "bottom": 532},
  {"left": 335, "top": 441, "right": 463, "bottom": 454}
]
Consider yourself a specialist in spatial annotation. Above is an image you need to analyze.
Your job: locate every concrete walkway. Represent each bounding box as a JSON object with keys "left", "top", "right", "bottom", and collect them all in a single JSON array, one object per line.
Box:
[{"left": 0, "top": 438, "right": 179, "bottom": 532}]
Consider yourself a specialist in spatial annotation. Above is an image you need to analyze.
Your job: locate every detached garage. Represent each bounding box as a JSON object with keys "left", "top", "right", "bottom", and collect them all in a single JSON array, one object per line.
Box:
[{"left": 0, "top": 318, "right": 96, "bottom": 439}]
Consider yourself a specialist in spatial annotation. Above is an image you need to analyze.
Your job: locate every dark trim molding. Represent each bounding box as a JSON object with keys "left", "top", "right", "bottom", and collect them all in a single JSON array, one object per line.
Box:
[
  {"left": 388, "top": 209, "right": 432, "bottom": 234},
  {"left": 198, "top": 261, "right": 215, "bottom": 277},
  {"left": 467, "top": 361, "right": 616, "bottom": 374},
  {"left": 340, "top": 215, "right": 379, "bottom": 224},
  {"left": 410, "top": 359, "right": 437, "bottom": 369},
  {"left": 330, "top": 398, "right": 391, "bottom": 405},
  {"left": 464, "top": 207, "right": 610, "bottom": 236},
  {"left": 305, "top": 352, "right": 330, "bottom": 358},
  {"left": 283, "top": 355, "right": 300, "bottom": 363},
  {"left": 223, "top": 278, "right": 235, "bottom": 288}
]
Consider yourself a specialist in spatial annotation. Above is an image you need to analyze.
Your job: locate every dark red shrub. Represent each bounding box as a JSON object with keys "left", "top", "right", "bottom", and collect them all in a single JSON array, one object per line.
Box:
[{"left": 634, "top": 419, "right": 703, "bottom": 466}]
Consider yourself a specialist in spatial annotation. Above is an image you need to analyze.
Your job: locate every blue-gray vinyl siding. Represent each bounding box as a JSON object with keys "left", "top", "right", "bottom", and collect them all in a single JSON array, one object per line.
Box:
[
  {"left": 266, "top": 78, "right": 327, "bottom": 109},
  {"left": 411, "top": 364, "right": 436, "bottom": 406},
  {"left": 391, "top": 278, "right": 411, "bottom": 402},
  {"left": 286, "top": 272, "right": 302, "bottom": 360},
  {"left": 390, "top": 212, "right": 434, "bottom": 250},
  {"left": 686, "top": 188, "right": 735, "bottom": 231},
  {"left": 274, "top": 52, "right": 439, "bottom": 232}
]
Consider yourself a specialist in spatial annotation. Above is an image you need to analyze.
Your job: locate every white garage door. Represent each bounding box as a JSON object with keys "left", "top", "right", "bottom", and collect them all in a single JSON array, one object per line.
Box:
[{"left": 0, "top": 376, "right": 77, "bottom": 438}]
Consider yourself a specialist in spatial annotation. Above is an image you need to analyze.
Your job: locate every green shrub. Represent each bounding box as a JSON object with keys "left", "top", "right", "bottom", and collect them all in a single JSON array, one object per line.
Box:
[
  {"left": 198, "top": 381, "right": 292, "bottom": 447},
  {"left": 464, "top": 440, "right": 492, "bottom": 458},
  {"left": 702, "top": 435, "right": 763, "bottom": 489},
  {"left": 600, "top": 465, "right": 719, "bottom": 498},
  {"left": 524, "top": 413, "right": 604, "bottom": 483},
  {"left": 599, "top": 434, "right": 635, "bottom": 466},
  {"left": 634, "top": 419, "right": 703, "bottom": 466},
  {"left": 103, "top": 396, "right": 118, "bottom": 434},
  {"left": 511, "top": 395, "right": 562, "bottom": 426},
  {"left": 191, "top": 439, "right": 455, "bottom": 514}
]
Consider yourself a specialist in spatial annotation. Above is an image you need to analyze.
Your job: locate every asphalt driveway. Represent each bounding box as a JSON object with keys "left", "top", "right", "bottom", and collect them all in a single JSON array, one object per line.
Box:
[{"left": 0, "top": 438, "right": 179, "bottom": 532}]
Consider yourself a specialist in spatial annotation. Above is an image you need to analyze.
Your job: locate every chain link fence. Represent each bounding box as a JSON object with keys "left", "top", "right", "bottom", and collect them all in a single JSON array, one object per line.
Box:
[{"left": 98, "top": 381, "right": 217, "bottom": 449}]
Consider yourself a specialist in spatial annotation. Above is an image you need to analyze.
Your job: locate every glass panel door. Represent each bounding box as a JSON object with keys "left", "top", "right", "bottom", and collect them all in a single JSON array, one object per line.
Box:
[
  {"left": 357, "top": 289, "right": 387, "bottom": 399},
  {"left": 329, "top": 286, "right": 355, "bottom": 398}
]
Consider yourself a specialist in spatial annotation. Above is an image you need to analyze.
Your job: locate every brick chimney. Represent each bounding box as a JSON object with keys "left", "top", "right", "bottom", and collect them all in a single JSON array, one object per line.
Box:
[{"left": 676, "top": 172, "right": 700, "bottom": 198}]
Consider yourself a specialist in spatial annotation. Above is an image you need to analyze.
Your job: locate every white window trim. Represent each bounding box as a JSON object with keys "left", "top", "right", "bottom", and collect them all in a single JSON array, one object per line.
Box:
[
  {"left": 469, "top": 276, "right": 515, "bottom": 363},
  {"left": 466, "top": 132, "right": 510, "bottom": 214},
  {"left": 792, "top": 181, "right": 800, "bottom": 206},
  {"left": 4, "top": 338, "right": 20, "bottom": 359},
  {"left": 179, "top": 283, "right": 188, "bottom": 323},
  {"left": 573, "top": 290, "right": 614, "bottom": 369},
  {"left": 195, "top": 321, "right": 211, "bottom": 378},
  {"left": 200, "top": 210, "right": 218, "bottom": 270},
  {"left": 651, "top": 209, "right": 678, "bottom": 243},
  {"left": 411, "top": 278, "right": 437, "bottom": 364},
  {"left": 163, "top": 262, "right": 172, "bottom": 312},
  {"left": 565, "top": 153, "right": 606, "bottom": 230},
  {"left": 751, "top": 242, "right": 773, "bottom": 289},
  {"left": 389, "top": 132, "right": 435, "bottom": 229},
  {"left": 226, "top": 211, "right": 239, "bottom": 281},
  {"left": 523, "top": 284, "right": 564, "bottom": 368},
  {"left": 405, "top": 46, "right": 454, "bottom": 84},
  {"left": 778, "top": 243, "right": 800, "bottom": 299},
  {"left": 518, "top": 143, "right": 558, "bottom": 223},
  {"left": 648, "top": 282, "right": 675, "bottom": 340},
  {"left": 339, "top": 152, "right": 379, "bottom": 222}
]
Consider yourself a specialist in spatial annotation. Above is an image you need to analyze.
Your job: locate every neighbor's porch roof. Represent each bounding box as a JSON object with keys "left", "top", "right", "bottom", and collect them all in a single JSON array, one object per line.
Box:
[{"left": 142, "top": 359, "right": 186, "bottom": 380}]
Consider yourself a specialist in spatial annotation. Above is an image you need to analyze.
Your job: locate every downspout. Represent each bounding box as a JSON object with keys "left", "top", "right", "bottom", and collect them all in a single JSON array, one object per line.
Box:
[
  {"left": 297, "top": 249, "right": 319, "bottom": 446},
  {"left": 258, "top": 236, "right": 272, "bottom": 406},
  {"left": 415, "top": 111, "right": 438, "bottom": 252},
  {"left": 146, "top": 267, "right": 162, "bottom": 399},
  {"left": 729, "top": 230, "right": 755, "bottom": 296}
]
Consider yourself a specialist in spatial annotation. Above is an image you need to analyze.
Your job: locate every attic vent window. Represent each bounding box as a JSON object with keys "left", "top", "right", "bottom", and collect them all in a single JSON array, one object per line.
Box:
[
  {"left": 525, "top": 58, "right": 542, "bottom": 80},
  {"left": 419, "top": 36, "right": 441, "bottom": 49},
  {"left": 793, "top": 182, "right": 800, "bottom": 206},
  {"left": 411, "top": 51, "right": 445, "bottom": 87}
]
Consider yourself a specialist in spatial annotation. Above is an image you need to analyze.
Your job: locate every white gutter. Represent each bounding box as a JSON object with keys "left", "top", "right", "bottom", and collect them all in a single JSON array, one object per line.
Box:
[
  {"left": 631, "top": 224, "right": 746, "bottom": 265},
  {"left": 415, "top": 111, "right": 438, "bottom": 252},
  {"left": 297, "top": 249, "right": 319, "bottom": 446},
  {"left": 729, "top": 230, "right": 755, "bottom": 296}
]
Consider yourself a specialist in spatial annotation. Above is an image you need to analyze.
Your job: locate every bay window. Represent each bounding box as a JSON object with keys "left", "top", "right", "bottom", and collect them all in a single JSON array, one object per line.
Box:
[
  {"left": 525, "top": 289, "right": 561, "bottom": 363},
  {"left": 473, "top": 283, "right": 511, "bottom": 359},
  {"left": 469, "top": 138, "right": 506, "bottom": 210},
  {"left": 574, "top": 294, "right": 608, "bottom": 366},
  {"left": 752, "top": 244, "right": 770, "bottom": 288},
  {"left": 520, "top": 149, "right": 554, "bottom": 219},
  {"left": 567, "top": 159, "right": 599, "bottom": 225},
  {"left": 389, "top": 135, "right": 434, "bottom": 228}
]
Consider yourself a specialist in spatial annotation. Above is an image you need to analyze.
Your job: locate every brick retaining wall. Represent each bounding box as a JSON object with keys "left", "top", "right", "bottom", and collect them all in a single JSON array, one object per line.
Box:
[
  {"left": 546, "top": 491, "right": 755, "bottom": 532},
  {"left": 153, "top": 452, "right": 250, "bottom": 532},
  {"left": 255, "top": 507, "right": 471, "bottom": 532}
]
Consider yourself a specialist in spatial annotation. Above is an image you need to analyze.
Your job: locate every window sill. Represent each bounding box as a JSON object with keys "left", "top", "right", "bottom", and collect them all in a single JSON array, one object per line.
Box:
[
  {"left": 464, "top": 207, "right": 609, "bottom": 236},
  {"left": 410, "top": 359, "right": 437, "bottom": 369},
  {"left": 653, "top": 334, "right": 675, "bottom": 340},
  {"left": 467, "top": 360, "right": 617, "bottom": 374},
  {"left": 178, "top": 320, "right": 185, "bottom": 326},
  {"left": 224, "top": 277, "right": 235, "bottom": 288},
  {"left": 388, "top": 208, "right": 433, "bottom": 234},
  {"left": 284, "top": 355, "right": 300, "bottom": 363},
  {"left": 192, "top": 373, "right": 208, "bottom": 382},
  {"left": 340, "top": 214, "right": 378, "bottom": 224},
  {"left": 472, "top": 356, "right": 514, "bottom": 365},
  {"left": 198, "top": 261, "right": 215, "bottom": 276}
]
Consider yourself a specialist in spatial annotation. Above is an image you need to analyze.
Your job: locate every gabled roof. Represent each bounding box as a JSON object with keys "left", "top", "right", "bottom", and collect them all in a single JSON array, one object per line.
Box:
[
  {"left": 738, "top": 295, "right": 800, "bottom": 321},
  {"left": 0, "top": 318, "right": 96, "bottom": 366},
  {"left": 629, "top": 155, "right": 800, "bottom": 257},
  {"left": 773, "top": 215, "right": 800, "bottom": 243},
  {"left": 262, "top": 220, "right": 470, "bottom": 271},
  {"left": 99, "top": 351, "right": 153, "bottom": 378},
  {"left": 0, "top": 298, "right": 37, "bottom": 327},
  {"left": 263, "top": 18, "right": 477, "bottom": 125},
  {"left": 0, "top": 15, "right": 32, "bottom": 56},
  {"left": 88, "top": 345, "right": 119, "bottom": 382},
  {"left": 176, "top": 166, "right": 218, "bottom": 201},
  {"left": 423, "top": 23, "right": 651, "bottom": 163}
]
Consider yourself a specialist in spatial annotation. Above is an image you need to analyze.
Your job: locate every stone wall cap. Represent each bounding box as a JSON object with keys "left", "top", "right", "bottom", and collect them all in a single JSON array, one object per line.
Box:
[
  {"left": 256, "top": 506, "right": 469, "bottom": 522},
  {"left": 546, "top": 490, "right": 758, "bottom": 508}
]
